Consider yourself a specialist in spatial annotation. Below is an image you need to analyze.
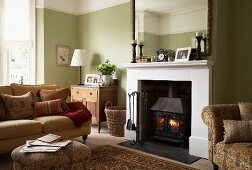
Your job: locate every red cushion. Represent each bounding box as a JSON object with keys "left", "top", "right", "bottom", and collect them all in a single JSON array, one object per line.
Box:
[
  {"left": 34, "top": 99, "right": 63, "bottom": 117},
  {"left": 63, "top": 102, "right": 92, "bottom": 127}
]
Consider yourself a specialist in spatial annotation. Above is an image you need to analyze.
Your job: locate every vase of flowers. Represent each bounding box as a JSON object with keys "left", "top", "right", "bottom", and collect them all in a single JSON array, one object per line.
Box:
[{"left": 97, "top": 60, "right": 116, "bottom": 86}]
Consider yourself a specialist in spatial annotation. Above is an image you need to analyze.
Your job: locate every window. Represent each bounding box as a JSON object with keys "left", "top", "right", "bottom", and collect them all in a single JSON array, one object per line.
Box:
[{"left": 0, "top": 0, "right": 35, "bottom": 85}]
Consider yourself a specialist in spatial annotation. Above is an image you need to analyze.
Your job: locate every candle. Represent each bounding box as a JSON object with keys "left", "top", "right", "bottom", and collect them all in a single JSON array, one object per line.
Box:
[
  {"left": 131, "top": 40, "right": 137, "bottom": 44},
  {"left": 138, "top": 41, "right": 144, "bottom": 45},
  {"left": 196, "top": 31, "right": 203, "bottom": 37}
]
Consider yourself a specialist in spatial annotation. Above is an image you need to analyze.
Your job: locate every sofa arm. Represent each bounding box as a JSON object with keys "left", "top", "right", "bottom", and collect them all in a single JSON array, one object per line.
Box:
[{"left": 201, "top": 104, "right": 240, "bottom": 161}]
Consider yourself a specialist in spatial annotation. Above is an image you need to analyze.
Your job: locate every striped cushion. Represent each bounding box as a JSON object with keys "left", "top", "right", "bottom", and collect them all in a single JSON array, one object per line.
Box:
[
  {"left": 34, "top": 99, "right": 63, "bottom": 117},
  {"left": 39, "top": 88, "right": 70, "bottom": 112},
  {"left": 223, "top": 120, "right": 252, "bottom": 143}
]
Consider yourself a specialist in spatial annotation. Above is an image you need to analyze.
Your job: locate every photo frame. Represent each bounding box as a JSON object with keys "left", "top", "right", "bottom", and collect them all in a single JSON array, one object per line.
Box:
[
  {"left": 56, "top": 45, "right": 70, "bottom": 66},
  {"left": 85, "top": 74, "right": 100, "bottom": 85},
  {"left": 175, "top": 47, "right": 192, "bottom": 62}
]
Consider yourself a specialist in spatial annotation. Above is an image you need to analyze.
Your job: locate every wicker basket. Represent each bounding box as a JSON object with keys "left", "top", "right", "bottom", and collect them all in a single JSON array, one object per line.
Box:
[{"left": 104, "top": 105, "right": 126, "bottom": 137}]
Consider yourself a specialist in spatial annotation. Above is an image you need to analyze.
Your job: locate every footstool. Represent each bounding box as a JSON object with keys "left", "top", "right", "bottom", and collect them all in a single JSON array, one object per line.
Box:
[{"left": 11, "top": 140, "right": 91, "bottom": 170}]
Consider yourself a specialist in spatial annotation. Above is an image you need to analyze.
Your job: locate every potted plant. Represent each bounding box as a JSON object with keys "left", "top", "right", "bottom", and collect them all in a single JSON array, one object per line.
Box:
[{"left": 97, "top": 60, "right": 116, "bottom": 86}]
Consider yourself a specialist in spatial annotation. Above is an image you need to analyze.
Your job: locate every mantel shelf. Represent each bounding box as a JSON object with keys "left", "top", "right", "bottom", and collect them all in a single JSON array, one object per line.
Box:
[{"left": 123, "top": 60, "right": 214, "bottom": 69}]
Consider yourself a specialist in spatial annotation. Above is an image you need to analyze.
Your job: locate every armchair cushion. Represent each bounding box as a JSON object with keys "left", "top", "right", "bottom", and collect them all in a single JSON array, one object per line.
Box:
[
  {"left": 223, "top": 120, "right": 252, "bottom": 143},
  {"left": 238, "top": 102, "right": 252, "bottom": 120}
]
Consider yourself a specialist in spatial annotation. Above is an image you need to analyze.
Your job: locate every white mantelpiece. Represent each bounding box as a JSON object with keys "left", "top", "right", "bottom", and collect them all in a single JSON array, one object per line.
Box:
[{"left": 123, "top": 60, "right": 214, "bottom": 158}]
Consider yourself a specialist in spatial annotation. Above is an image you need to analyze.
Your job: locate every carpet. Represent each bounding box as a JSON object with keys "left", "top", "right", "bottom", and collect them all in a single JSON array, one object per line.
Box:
[
  {"left": 118, "top": 140, "right": 200, "bottom": 164},
  {"left": 89, "top": 145, "right": 198, "bottom": 170}
]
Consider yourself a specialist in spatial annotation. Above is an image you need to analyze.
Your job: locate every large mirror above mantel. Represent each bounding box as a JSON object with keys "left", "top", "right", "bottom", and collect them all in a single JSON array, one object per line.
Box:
[{"left": 132, "top": 0, "right": 212, "bottom": 58}]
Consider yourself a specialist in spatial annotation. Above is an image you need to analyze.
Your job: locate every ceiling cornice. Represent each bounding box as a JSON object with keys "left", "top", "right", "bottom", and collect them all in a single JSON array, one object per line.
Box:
[{"left": 35, "top": 0, "right": 130, "bottom": 15}]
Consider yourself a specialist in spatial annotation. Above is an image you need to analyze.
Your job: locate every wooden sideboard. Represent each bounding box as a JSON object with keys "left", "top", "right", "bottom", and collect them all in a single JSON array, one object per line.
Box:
[{"left": 71, "top": 85, "right": 118, "bottom": 133}]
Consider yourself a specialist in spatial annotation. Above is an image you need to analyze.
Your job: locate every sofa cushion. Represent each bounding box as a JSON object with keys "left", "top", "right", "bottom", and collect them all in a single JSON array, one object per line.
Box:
[
  {"left": 223, "top": 120, "right": 252, "bottom": 143},
  {"left": 40, "top": 88, "right": 70, "bottom": 111},
  {"left": 33, "top": 99, "right": 64, "bottom": 117},
  {"left": 0, "top": 119, "right": 42, "bottom": 140},
  {"left": 11, "top": 83, "right": 59, "bottom": 102},
  {"left": 0, "top": 96, "right": 8, "bottom": 121},
  {"left": 214, "top": 142, "right": 252, "bottom": 169},
  {"left": 1, "top": 92, "right": 34, "bottom": 120},
  {"left": 238, "top": 102, "right": 252, "bottom": 120},
  {"left": 34, "top": 115, "right": 78, "bottom": 133}
]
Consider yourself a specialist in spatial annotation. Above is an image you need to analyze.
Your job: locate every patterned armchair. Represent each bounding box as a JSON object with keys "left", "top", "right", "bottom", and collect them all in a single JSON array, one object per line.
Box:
[{"left": 202, "top": 104, "right": 252, "bottom": 170}]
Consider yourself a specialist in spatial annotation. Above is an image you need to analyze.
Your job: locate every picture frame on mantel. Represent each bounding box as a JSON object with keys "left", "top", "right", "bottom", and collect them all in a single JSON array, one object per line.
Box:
[
  {"left": 56, "top": 45, "right": 70, "bottom": 66},
  {"left": 175, "top": 47, "right": 191, "bottom": 62}
]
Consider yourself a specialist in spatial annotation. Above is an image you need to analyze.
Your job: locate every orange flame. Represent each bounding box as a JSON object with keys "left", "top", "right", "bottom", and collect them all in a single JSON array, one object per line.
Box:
[
  {"left": 158, "top": 118, "right": 164, "bottom": 124},
  {"left": 169, "top": 119, "right": 179, "bottom": 127}
]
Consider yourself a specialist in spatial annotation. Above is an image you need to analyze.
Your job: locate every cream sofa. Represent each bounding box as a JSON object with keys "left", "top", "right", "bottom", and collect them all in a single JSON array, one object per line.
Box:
[{"left": 0, "top": 84, "right": 91, "bottom": 154}]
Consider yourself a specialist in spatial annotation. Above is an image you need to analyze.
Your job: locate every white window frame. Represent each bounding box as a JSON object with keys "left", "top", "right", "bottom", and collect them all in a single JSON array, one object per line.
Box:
[{"left": 0, "top": 0, "right": 35, "bottom": 85}]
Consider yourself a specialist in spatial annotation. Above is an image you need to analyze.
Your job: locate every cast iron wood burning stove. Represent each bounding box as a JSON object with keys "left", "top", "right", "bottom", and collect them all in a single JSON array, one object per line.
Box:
[{"left": 150, "top": 97, "right": 191, "bottom": 147}]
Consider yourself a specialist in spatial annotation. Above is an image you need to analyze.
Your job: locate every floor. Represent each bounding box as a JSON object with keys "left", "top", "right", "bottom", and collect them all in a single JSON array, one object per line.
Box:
[{"left": 0, "top": 125, "right": 215, "bottom": 170}]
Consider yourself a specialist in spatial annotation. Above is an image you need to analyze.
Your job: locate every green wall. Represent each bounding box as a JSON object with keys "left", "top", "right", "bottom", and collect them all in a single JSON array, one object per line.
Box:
[
  {"left": 212, "top": 0, "right": 252, "bottom": 104},
  {"left": 77, "top": 3, "right": 131, "bottom": 106},
  {"left": 36, "top": 8, "right": 79, "bottom": 88},
  {"left": 139, "top": 31, "right": 205, "bottom": 56},
  {"left": 138, "top": 32, "right": 159, "bottom": 56},
  {"left": 160, "top": 32, "right": 197, "bottom": 51}
]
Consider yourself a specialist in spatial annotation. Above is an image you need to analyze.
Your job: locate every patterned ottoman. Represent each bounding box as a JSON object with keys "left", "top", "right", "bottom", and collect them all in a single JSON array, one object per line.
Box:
[{"left": 11, "top": 140, "right": 91, "bottom": 170}]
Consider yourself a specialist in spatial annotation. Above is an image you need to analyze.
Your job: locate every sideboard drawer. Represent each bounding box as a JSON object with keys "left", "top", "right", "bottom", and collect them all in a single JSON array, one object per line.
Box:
[{"left": 71, "top": 88, "right": 98, "bottom": 98}]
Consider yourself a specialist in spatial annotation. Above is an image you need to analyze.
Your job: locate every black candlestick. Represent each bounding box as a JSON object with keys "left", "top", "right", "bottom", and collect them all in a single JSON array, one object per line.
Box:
[
  {"left": 131, "top": 42, "right": 137, "bottom": 63},
  {"left": 195, "top": 35, "right": 203, "bottom": 60},
  {"left": 202, "top": 37, "right": 207, "bottom": 53},
  {"left": 139, "top": 44, "right": 144, "bottom": 57}
]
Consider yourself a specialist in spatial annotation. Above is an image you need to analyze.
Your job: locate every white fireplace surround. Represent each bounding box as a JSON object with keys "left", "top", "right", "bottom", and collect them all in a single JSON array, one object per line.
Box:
[{"left": 123, "top": 60, "right": 214, "bottom": 158}]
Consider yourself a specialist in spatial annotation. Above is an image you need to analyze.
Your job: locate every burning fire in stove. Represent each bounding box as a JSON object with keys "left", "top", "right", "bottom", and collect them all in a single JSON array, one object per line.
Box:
[{"left": 169, "top": 118, "right": 180, "bottom": 132}]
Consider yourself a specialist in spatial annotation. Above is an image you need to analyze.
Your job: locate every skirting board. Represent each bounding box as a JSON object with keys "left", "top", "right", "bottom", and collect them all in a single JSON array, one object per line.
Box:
[{"left": 189, "top": 136, "right": 208, "bottom": 159}]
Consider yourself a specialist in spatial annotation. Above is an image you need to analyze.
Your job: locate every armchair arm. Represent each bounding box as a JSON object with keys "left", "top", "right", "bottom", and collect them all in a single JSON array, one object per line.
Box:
[{"left": 201, "top": 104, "right": 240, "bottom": 161}]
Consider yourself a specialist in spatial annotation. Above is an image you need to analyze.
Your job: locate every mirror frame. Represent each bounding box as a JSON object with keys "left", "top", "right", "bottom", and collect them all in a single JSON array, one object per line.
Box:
[{"left": 131, "top": 0, "right": 212, "bottom": 57}]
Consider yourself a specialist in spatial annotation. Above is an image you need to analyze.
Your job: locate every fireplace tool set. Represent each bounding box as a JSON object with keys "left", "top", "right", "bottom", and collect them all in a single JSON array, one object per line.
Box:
[{"left": 126, "top": 91, "right": 149, "bottom": 146}]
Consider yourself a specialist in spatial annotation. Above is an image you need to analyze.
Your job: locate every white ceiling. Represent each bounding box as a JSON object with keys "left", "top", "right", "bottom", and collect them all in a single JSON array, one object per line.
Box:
[{"left": 136, "top": 0, "right": 207, "bottom": 15}]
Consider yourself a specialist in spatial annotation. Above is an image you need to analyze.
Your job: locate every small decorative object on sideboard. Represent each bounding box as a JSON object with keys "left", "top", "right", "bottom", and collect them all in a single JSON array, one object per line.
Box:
[
  {"left": 97, "top": 60, "right": 116, "bottom": 86},
  {"left": 195, "top": 31, "right": 203, "bottom": 60}
]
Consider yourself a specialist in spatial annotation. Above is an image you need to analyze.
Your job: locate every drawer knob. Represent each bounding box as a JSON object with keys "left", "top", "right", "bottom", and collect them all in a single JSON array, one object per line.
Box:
[
  {"left": 76, "top": 91, "right": 79, "bottom": 94},
  {"left": 90, "top": 92, "right": 92, "bottom": 95}
]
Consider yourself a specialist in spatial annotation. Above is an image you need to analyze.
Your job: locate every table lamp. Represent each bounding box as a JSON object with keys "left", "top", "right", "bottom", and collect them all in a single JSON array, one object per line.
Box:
[{"left": 70, "top": 49, "right": 87, "bottom": 85}]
